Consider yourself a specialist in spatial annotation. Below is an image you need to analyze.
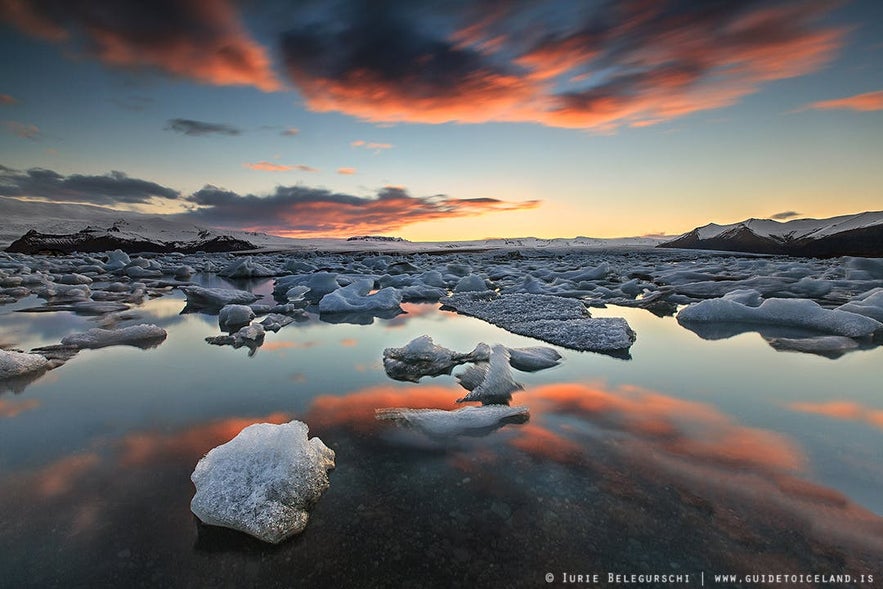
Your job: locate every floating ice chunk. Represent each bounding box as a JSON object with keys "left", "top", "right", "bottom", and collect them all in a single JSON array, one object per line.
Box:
[
  {"left": 318, "top": 279, "right": 402, "bottom": 314},
  {"left": 442, "top": 293, "right": 636, "bottom": 352},
  {"left": 505, "top": 346, "right": 562, "bottom": 371},
  {"left": 285, "top": 285, "right": 310, "bottom": 304},
  {"left": 190, "top": 420, "right": 335, "bottom": 544},
  {"left": 274, "top": 272, "right": 341, "bottom": 301},
  {"left": 57, "top": 273, "right": 93, "bottom": 285},
  {"left": 457, "top": 345, "right": 523, "bottom": 404},
  {"left": 206, "top": 324, "right": 266, "bottom": 353},
  {"left": 125, "top": 266, "right": 162, "bottom": 279},
  {"left": 837, "top": 289, "right": 883, "bottom": 323},
  {"left": 104, "top": 249, "right": 131, "bottom": 271},
  {"left": 455, "top": 362, "right": 488, "bottom": 391},
  {"left": 219, "top": 304, "right": 256, "bottom": 331},
  {"left": 375, "top": 405, "right": 529, "bottom": 438},
  {"left": 69, "top": 301, "right": 130, "bottom": 315},
  {"left": 399, "top": 284, "right": 448, "bottom": 302},
  {"left": 181, "top": 286, "right": 259, "bottom": 309},
  {"left": 722, "top": 289, "right": 763, "bottom": 306},
  {"left": 35, "top": 283, "right": 91, "bottom": 301},
  {"left": 174, "top": 265, "right": 195, "bottom": 279},
  {"left": 259, "top": 313, "right": 295, "bottom": 332},
  {"left": 61, "top": 324, "right": 167, "bottom": 349},
  {"left": 382, "top": 335, "right": 488, "bottom": 382},
  {"left": 678, "top": 297, "right": 882, "bottom": 338},
  {"left": 767, "top": 336, "right": 860, "bottom": 358},
  {"left": 844, "top": 257, "right": 883, "bottom": 281},
  {"left": 0, "top": 349, "right": 49, "bottom": 380},
  {"left": 218, "top": 257, "right": 276, "bottom": 278},
  {"left": 454, "top": 274, "right": 491, "bottom": 293}
]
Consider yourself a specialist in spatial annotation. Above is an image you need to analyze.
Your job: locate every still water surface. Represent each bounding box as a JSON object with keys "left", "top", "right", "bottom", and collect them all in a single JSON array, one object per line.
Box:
[{"left": 1, "top": 277, "right": 881, "bottom": 587}]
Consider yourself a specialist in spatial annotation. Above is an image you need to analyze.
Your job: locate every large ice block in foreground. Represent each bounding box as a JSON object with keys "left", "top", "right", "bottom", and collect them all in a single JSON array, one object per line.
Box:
[
  {"left": 441, "top": 293, "right": 636, "bottom": 352},
  {"left": 61, "top": 324, "right": 167, "bottom": 349},
  {"left": 190, "top": 420, "right": 335, "bottom": 544},
  {"left": 181, "top": 286, "right": 259, "bottom": 309},
  {"left": 0, "top": 349, "right": 49, "bottom": 380},
  {"left": 677, "top": 294, "right": 882, "bottom": 337},
  {"left": 375, "top": 405, "right": 529, "bottom": 438}
]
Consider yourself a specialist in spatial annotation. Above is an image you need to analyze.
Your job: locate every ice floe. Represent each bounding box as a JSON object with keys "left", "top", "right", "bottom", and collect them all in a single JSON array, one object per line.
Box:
[
  {"left": 218, "top": 304, "right": 256, "bottom": 332},
  {"left": 456, "top": 345, "right": 523, "bottom": 404},
  {"left": 181, "top": 286, "right": 259, "bottom": 309},
  {"left": 382, "top": 336, "right": 488, "bottom": 382},
  {"left": 442, "top": 293, "right": 636, "bottom": 353},
  {"left": 677, "top": 294, "right": 882, "bottom": 338},
  {"left": 61, "top": 324, "right": 167, "bottom": 349},
  {"left": 0, "top": 349, "right": 49, "bottom": 380},
  {"left": 318, "top": 279, "right": 402, "bottom": 314},
  {"left": 190, "top": 420, "right": 335, "bottom": 544},
  {"left": 218, "top": 257, "right": 276, "bottom": 278},
  {"left": 375, "top": 405, "right": 529, "bottom": 438}
]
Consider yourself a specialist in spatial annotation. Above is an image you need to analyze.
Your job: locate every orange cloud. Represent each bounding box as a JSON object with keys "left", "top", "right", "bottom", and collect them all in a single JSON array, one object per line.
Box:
[
  {"left": 0, "top": 0, "right": 280, "bottom": 91},
  {"left": 804, "top": 90, "right": 883, "bottom": 112},
  {"left": 351, "top": 140, "right": 393, "bottom": 151},
  {"left": 337, "top": 167, "right": 357, "bottom": 175},
  {"left": 280, "top": 1, "right": 846, "bottom": 130},
  {"left": 244, "top": 162, "right": 318, "bottom": 172},
  {"left": 2, "top": 120, "right": 41, "bottom": 139},
  {"left": 788, "top": 400, "right": 883, "bottom": 430}
]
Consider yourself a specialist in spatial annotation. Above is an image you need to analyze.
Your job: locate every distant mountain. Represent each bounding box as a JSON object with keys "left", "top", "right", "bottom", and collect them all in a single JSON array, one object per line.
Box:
[
  {"left": 658, "top": 211, "right": 883, "bottom": 257},
  {"left": 6, "top": 226, "right": 256, "bottom": 254}
]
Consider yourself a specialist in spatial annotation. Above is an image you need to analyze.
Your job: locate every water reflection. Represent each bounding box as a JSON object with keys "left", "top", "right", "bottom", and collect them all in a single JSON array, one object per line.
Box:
[{"left": 787, "top": 400, "right": 883, "bottom": 430}]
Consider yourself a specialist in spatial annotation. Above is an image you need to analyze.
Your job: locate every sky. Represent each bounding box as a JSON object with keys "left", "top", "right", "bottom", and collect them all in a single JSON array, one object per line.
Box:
[{"left": 0, "top": 0, "right": 881, "bottom": 241}]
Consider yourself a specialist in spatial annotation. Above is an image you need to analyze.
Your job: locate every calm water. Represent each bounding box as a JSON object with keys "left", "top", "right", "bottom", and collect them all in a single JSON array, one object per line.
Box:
[{"left": 1, "top": 276, "right": 881, "bottom": 587}]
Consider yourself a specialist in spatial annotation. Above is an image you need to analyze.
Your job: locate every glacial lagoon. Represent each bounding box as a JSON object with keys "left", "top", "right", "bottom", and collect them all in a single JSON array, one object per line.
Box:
[{"left": 1, "top": 250, "right": 881, "bottom": 587}]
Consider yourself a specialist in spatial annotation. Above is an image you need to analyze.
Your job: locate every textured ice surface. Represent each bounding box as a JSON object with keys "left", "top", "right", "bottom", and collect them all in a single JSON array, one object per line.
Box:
[
  {"left": 457, "top": 345, "right": 523, "bottom": 404},
  {"left": 382, "top": 336, "right": 487, "bottom": 382},
  {"left": 442, "top": 293, "right": 635, "bottom": 352},
  {"left": 190, "top": 420, "right": 335, "bottom": 544},
  {"left": 61, "top": 324, "right": 167, "bottom": 349},
  {"left": 837, "top": 289, "right": 883, "bottom": 323},
  {"left": 375, "top": 405, "right": 529, "bottom": 438},
  {"left": 453, "top": 274, "right": 491, "bottom": 293},
  {"left": 218, "top": 304, "right": 256, "bottom": 331},
  {"left": 259, "top": 313, "right": 295, "bottom": 332},
  {"left": 677, "top": 296, "right": 882, "bottom": 338},
  {"left": 0, "top": 349, "right": 49, "bottom": 380},
  {"left": 218, "top": 257, "right": 276, "bottom": 278},
  {"left": 318, "top": 279, "right": 402, "bottom": 314},
  {"left": 181, "top": 286, "right": 259, "bottom": 309}
]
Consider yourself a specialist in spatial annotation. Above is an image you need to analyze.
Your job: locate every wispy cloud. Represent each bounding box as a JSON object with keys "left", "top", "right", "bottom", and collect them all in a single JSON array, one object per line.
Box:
[
  {"left": 771, "top": 211, "right": 801, "bottom": 220},
  {"left": 2, "top": 121, "right": 41, "bottom": 140},
  {"left": 279, "top": 1, "right": 846, "bottom": 131},
  {"left": 280, "top": 128, "right": 300, "bottom": 136},
  {"left": 244, "top": 161, "right": 318, "bottom": 172},
  {"left": 337, "top": 167, "right": 357, "bottom": 175},
  {"left": 179, "top": 184, "right": 540, "bottom": 236},
  {"left": 351, "top": 140, "right": 393, "bottom": 152},
  {"left": 802, "top": 90, "right": 883, "bottom": 112},
  {"left": 0, "top": 0, "right": 280, "bottom": 91},
  {"left": 166, "top": 118, "right": 241, "bottom": 137},
  {"left": 0, "top": 166, "right": 179, "bottom": 205}
]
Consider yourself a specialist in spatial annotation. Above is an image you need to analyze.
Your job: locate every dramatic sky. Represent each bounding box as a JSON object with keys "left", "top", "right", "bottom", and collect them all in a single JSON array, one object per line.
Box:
[{"left": 1, "top": 0, "right": 881, "bottom": 240}]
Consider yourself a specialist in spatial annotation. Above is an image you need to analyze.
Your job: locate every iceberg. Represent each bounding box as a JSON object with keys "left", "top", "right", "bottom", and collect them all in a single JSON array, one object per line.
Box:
[
  {"left": 181, "top": 286, "right": 259, "bottom": 309},
  {"left": 382, "top": 336, "right": 487, "bottom": 382},
  {"left": 318, "top": 279, "right": 402, "bottom": 314},
  {"left": 678, "top": 296, "right": 882, "bottom": 338},
  {"left": 456, "top": 345, "right": 523, "bottom": 404},
  {"left": 218, "top": 304, "right": 256, "bottom": 332},
  {"left": 61, "top": 324, "right": 167, "bottom": 349},
  {"left": 0, "top": 349, "right": 49, "bottom": 380},
  {"left": 190, "top": 420, "right": 335, "bottom": 544}
]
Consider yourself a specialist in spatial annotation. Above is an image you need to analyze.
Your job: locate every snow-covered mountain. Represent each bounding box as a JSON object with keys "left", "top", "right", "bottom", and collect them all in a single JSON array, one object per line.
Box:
[{"left": 659, "top": 211, "right": 883, "bottom": 257}]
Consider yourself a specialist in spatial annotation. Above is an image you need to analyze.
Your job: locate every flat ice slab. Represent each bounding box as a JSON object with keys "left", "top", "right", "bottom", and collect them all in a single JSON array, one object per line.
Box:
[
  {"left": 442, "top": 293, "right": 636, "bottom": 352},
  {"left": 61, "top": 324, "right": 167, "bottom": 349},
  {"left": 181, "top": 286, "right": 259, "bottom": 309},
  {"left": 190, "top": 420, "right": 335, "bottom": 544},
  {"left": 375, "top": 405, "right": 529, "bottom": 438}
]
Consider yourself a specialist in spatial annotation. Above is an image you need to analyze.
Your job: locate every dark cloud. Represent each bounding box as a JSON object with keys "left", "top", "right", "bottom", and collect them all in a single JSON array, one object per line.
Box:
[
  {"left": 277, "top": 0, "right": 845, "bottom": 130},
  {"left": 179, "top": 184, "right": 540, "bottom": 236},
  {"left": 771, "top": 211, "right": 801, "bottom": 220},
  {"left": 165, "top": 118, "right": 241, "bottom": 137},
  {"left": 0, "top": 166, "right": 179, "bottom": 205},
  {"left": 0, "top": 0, "right": 280, "bottom": 91}
]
